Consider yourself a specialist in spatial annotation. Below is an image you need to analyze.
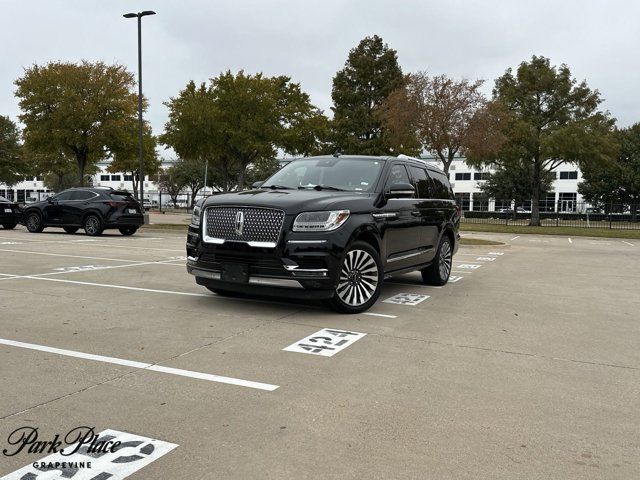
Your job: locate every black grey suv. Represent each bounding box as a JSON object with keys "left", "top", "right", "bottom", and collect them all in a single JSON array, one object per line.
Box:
[
  {"left": 186, "top": 155, "right": 460, "bottom": 313},
  {"left": 21, "top": 187, "right": 144, "bottom": 236}
]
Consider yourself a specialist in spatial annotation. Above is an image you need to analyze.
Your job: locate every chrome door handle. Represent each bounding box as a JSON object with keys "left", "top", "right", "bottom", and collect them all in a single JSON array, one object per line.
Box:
[{"left": 411, "top": 211, "right": 421, "bottom": 216}]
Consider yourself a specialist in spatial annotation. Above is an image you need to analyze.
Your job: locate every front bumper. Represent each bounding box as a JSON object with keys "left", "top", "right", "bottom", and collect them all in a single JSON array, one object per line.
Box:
[{"left": 185, "top": 221, "right": 352, "bottom": 297}]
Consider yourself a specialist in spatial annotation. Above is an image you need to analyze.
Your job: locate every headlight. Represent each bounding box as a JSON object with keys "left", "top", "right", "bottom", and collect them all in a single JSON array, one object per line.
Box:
[
  {"left": 293, "top": 210, "right": 350, "bottom": 232},
  {"left": 191, "top": 204, "right": 201, "bottom": 226}
]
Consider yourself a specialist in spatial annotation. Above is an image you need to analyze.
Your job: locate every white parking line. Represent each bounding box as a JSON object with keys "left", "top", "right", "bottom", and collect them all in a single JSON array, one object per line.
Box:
[
  {"left": 0, "top": 338, "right": 279, "bottom": 391},
  {"left": 363, "top": 312, "right": 397, "bottom": 318},
  {"left": 0, "top": 274, "right": 211, "bottom": 296},
  {"left": 0, "top": 247, "right": 152, "bottom": 263},
  {"left": 510, "top": 236, "right": 520, "bottom": 241},
  {"left": 622, "top": 241, "right": 635, "bottom": 247},
  {"left": 568, "top": 237, "right": 573, "bottom": 244}
]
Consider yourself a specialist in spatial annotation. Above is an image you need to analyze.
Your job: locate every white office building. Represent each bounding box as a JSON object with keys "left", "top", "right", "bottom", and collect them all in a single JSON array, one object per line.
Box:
[{"left": 421, "top": 154, "right": 585, "bottom": 212}]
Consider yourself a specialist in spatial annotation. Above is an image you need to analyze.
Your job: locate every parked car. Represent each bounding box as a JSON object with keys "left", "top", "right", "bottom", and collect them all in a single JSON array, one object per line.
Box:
[
  {"left": 0, "top": 195, "right": 20, "bottom": 229},
  {"left": 498, "top": 207, "right": 531, "bottom": 214},
  {"left": 186, "top": 154, "right": 460, "bottom": 313},
  {"left": 143, "top": 198, "right": 158, "bottom": 210},
  {"left": 21, "top": 187, "right": 144, "bottom": 236}
]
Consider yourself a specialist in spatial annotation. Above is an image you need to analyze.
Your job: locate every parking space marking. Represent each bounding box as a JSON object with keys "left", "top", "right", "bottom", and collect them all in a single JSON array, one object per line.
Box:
[
  {"left": 510, "top": 236, "right": 520, "bottom": 241},
  {"left": 455, "top": 264, "right": 481, "bottom": 270},
  {"left": 488, "top": 252, "right": 504, "bottom": 255},
  {"left": 363, "top": 312, "right": 397, "bottom": 318},
  {"left": 568, "top": 237, "right": 573, "bottom": 244},
  {"left": 0, "top": 247, "right": 154, "bottom": 263},
  {"left": 283, "top": 329, "right": 366, "bottom": 357},
  {"left": 0, "top": 338, "right": 279, "bottom": 391},
  {"left": 383, "top": 293, "right": 430, "bottom": 305},
  {"left": 475, "top": 257, "right": 496, "bottom": 261},
  {"left": 622, "top": 241, "right": 635, "bottom": 247},
  {"left": 2, "top": 428, "right": 178, "bottom": 480},
  {"left": 448, "top": 275, "right": 463, "bottom": 283}
]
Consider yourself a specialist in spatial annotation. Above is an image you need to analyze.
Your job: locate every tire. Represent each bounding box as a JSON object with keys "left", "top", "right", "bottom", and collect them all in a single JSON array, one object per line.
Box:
[
  {"left": 63, "top": 227, "right": 79, "bottom": 234},
  {"left": 25, "top": 212, "right": 45, "bottom": 233},
  {"left": 118, "top": 226, "right": 138, "bottom": 236},
  {"left": 83, "top": 215, "right": 103, "bottom": 236},
  {"left": 327, "top": 241, "right": 383, "bottom": 314},
  {"left": 421, "top": 235, "right": 452, "bottom": 286},
  {"left": 2, "top": 222, "right": 17, "bottom": 230}
]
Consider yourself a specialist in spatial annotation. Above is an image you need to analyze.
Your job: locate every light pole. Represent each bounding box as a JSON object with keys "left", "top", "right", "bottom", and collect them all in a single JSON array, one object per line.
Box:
[{"left": 123, "top": 10, "right": 155, "bottom": 212}]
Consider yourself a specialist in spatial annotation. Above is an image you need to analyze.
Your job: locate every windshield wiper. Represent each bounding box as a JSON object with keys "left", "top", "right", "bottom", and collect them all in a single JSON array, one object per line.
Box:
[
  {"left": 262, "top": 184, "right": 292, "bottom": 190},
  {"left": 298, "top": 184, "right": 345, "bottom": 191}
]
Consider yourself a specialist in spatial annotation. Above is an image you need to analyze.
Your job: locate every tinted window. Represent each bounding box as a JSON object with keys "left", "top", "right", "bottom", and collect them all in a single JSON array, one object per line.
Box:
[
  {"left": 263, "top": 157, "right": 384, "bottom": 192},
  {"left": 385, "top": 164, "right": 411, "bottom": 189},
  {"left": 54, "top": 191, "right": 74, "bottom": 201},
  {"left": 100, "top": 175, "right": 110, "bottom": 181},
  {"left": 0, "top": 196, "right": 9, "bottom": 202},
  {"left": 559, "top": 171, "right": 578, "bottom": 180},
  {"left": 455, "top": 172, "right": 471, "bottom": 181},
  {"left": 70, "top": 190, "right": 96, "bottom": 200},
  {"left": 428, "top": 170, "right": 453, "bottom": 199},
  {"left": 110, "top": 191, "right": 137, "bottom": 202},
  {"left": 409, "top": 166, "right": 433, "bottom": 198}
]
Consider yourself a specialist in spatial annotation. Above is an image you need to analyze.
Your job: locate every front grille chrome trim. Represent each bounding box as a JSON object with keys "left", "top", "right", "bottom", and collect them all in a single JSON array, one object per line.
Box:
[{"left": 202, "top": 206, "right": 285, "bottom": 248}]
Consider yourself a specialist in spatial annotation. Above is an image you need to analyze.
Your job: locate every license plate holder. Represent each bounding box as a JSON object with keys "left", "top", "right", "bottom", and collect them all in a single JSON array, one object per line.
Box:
[
  {"left": 4, "top": 208, "right": 11, "bottom": 213},
  {"left": 128, "top": 208, "right": 137, "bottom": 214},
  {"left": 221, "top": 263, "right": 249, "bottom": 284}
]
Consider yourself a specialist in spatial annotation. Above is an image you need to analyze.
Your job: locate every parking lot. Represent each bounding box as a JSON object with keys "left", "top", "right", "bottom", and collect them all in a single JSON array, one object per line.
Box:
[{"left": 0, "top": 227, "right": 638, "bottom": 479}]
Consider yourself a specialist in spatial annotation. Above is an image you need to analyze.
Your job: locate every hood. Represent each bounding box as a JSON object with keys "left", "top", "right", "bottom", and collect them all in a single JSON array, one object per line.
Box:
[{"left": 203, "top": 189, "right": 376, "bottom": 214}]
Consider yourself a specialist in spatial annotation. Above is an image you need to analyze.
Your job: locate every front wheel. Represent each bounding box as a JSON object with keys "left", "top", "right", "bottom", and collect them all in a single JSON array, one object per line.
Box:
[
  {"left": 2, "top": 222, "right": 17, "bottom": 230},
  {"left": 421, "top": 236, "right": 452, "bottom": 286},
  {"left": 25, "top": 212, "right": 44, "bottom": 233},
  {"left": 83, "top": 215, "right": 103, "bottom": 236},
  {"left": 327, "top": 241, "right": 383, "bottom": 314},
  {"left": 118, "top": 226, "right": 138, "bottom": 236}
]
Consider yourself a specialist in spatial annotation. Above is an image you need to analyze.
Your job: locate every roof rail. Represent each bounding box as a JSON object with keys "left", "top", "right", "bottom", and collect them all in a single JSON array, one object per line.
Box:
[{"left": 397, "top": 154, "right": 428, "bottom": 164}]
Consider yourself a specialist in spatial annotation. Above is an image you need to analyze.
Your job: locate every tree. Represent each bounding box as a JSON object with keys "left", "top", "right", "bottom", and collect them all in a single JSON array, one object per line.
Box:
[
  {"left": 331, "top": 35, "right": 404, "bottom": 155},
  {"left": 15, "top": 61, "right": 139, "bottom": 186},
  {"left": 246, "top": 158, "right": 282, "bottom": 186},
  {"left": 579, "top": 124, "right": 640, "bottom": 218},
  {"left": 466, "top": 56, "right": 617, "bottom": 226},
  {"left": 156, "top": 165, "right": 186, "bottom": 208},
  {"left": 162, "top": 72, "right": 327, "bottom": 191},
  {"left": 108, "top": 120, "right": 161, "bottom": 199},
  {"left": 480, "top": 161, "right": 554, "bottom": 219},
  {"left": 174, "top": 158, "right": 207, "bottom": 208},
  {"left": 0, "top": 115, "right": 27, "bottom": 186},
  {"left": 381, "top": 73, "right": 486, "bottom": 172},
  {"left": 31, "top": 151, "right": 78, "bottom": 192}
]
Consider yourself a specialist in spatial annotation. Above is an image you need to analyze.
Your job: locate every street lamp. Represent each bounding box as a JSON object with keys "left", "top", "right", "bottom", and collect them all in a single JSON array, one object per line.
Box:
[{"left": 123, "top": 10, "right": 156, "bottom": 213}]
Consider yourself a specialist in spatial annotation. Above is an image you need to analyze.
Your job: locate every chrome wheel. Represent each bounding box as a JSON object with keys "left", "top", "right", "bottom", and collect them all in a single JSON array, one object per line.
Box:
[
  {"left": 336, "top": 249, "right": 379, "bottom": 307},
  {"left": 438, "top": 240, "right": 452, "bottom": 280},
  {"left": 85, "top": 216, "right": 99, "bottom": 235},
  {"left": 26, "top": 214, "right": 40, "bottom": 232}
]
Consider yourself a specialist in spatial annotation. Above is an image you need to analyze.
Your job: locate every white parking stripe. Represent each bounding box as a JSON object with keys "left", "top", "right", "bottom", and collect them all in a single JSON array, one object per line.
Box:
[
  {"left": 363, "top": 312, "right": 397, "bottom": 318},
  {"left": 0, "top": 338, "right": 279, "bottom": 391},
  {"left": 568, "top": 237, "right": 573, "bottom": 243},
  {"left": 510, "top": 236, "right": 520, "bottom": 241},
  {"left": 622, "top": 241, "right": 635, "bottom": 247},
  {"left": 0, "top": 274, "right": 210, "bottom": 296},
  {"left": 0, "top": 247, "right": 151, "bottom": 263}
]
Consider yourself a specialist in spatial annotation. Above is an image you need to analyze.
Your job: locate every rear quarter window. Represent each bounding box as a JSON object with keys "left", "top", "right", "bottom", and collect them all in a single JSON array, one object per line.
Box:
[{"left": 428, "top": 170, "right": 454, "bottom": 200}]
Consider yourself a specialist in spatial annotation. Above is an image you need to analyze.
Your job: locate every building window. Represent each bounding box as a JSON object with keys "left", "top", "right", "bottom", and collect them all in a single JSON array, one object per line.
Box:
[
  {"left": 100, "top": 175, "right": 110, "bottom": 181},
  {"left": 455, "top": 172, "right": 471, "bottom": 181},
  {"left": 558, "top": 192, "right": 577, "bottom": 212},
  {"left": 111, "top": 175, "right": 121, "bottom": 181},
  {"left": 494, "top": 199, "right": 511, "bottom": 211},
  {"left": 472, "top": 193, "right": 489, "bottom": 211},
  {"left": 124, "top": 174, "right": 133, "bottom": 181},
  {"left": 455, "top": 192, "right": 471, "bottom": 211},
  {"left": 473, "top": 172, "right": 489, "bottom": 181},
  {"left": 540, "top": 193, "right": 556, "bottom": 212},
  {"left": 559, "top": 171, "right": 578, "bottom": 180}
]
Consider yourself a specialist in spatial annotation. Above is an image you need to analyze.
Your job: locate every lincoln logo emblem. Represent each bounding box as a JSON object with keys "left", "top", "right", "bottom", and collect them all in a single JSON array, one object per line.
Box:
[{"left": 235, "top": 211, "right": 245, "bottom": 236}]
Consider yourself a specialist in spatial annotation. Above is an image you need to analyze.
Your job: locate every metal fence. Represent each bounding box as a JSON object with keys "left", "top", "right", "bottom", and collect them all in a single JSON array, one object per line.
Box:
[{"left": 461, "top": 202, "right": 640, "bottom": 230}]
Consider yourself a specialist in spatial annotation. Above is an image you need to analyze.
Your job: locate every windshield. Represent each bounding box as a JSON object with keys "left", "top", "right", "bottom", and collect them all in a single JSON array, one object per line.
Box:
[
  {"left": 262, "top": 157, "right": 384, "bottom": 192},
  {"left": 0, "top": 196, "right": 9, "bottom": 202}
]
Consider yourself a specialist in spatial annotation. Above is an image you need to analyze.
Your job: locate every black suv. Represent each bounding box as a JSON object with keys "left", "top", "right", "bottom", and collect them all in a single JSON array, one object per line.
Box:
[
  {"left": 0, "top": 195, "right": 20, "bottom": 229},
  {"left": 22, "top": 187, "right": 144, "bottom": 236},
  {"left": 186, "top": 155, "right": 460, "bottom": 313}
]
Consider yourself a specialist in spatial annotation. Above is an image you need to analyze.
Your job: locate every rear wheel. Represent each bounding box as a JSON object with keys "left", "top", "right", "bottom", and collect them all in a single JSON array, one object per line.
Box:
[
  {"left": 421, "top": 235, "right": 452, "bottom": 286},
  {"left": 118, "top": 226, "right": 138, "bottom": 236},
  {"left": 2, "top": 222, "right": 17, "bottom": 230},
  {"left": 63, "top": 227, "right": 79, "bottom": 234},
  {"left": 25, "top": 212, "right": 44, "bottom": 233},
  {"left": 327, "top": 241, "right": 383, "bottom": 314},
  {"left": 83, "top": 215, "right": 103, "bottom": 236}
]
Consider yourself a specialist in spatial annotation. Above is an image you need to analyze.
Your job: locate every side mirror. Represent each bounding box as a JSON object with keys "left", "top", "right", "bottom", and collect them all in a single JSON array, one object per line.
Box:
[
  {"left": 386, "top": 182, "right": 415, "bottom": 199},
  {"left": 252, "top": 181, "right": 264, "bottom": 189},
  {"left": 47, "top": 197, "right": 53, "bottom": 203}
]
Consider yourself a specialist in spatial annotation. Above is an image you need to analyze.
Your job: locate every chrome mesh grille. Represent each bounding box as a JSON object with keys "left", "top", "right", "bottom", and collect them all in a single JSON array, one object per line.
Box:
[{"left": 204, "top": 207, "right": 285, "bottom": 246}]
